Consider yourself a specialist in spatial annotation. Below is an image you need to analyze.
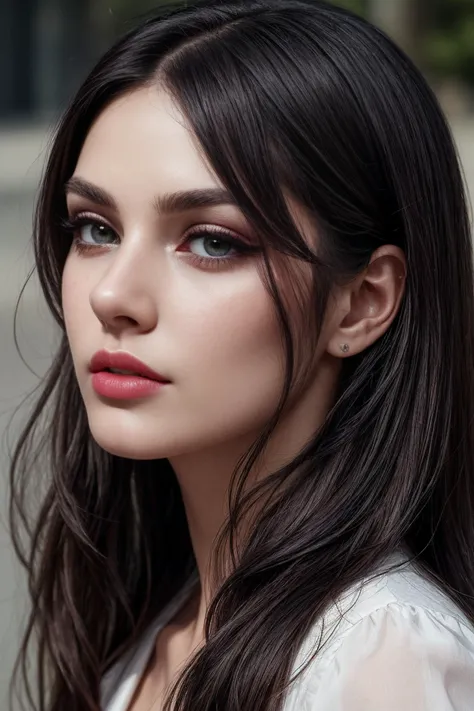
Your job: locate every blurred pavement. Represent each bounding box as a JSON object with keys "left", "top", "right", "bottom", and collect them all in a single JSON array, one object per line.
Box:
[
  {"left": 0, "top": 118, "right": 473, "bottom": 708},
  {"left": 0, "top": 126, "right": 57, "bottom": 709}
]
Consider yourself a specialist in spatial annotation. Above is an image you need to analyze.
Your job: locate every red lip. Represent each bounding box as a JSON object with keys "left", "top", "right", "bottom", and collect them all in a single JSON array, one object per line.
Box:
[{"left": 89, "top": 350, "right": 170, "bottom": 382}]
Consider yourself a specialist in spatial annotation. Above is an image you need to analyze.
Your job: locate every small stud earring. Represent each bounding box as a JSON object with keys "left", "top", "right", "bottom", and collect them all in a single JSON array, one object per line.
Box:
[{"left": 340, "top": 343, "right": 350, "bottom": 354}]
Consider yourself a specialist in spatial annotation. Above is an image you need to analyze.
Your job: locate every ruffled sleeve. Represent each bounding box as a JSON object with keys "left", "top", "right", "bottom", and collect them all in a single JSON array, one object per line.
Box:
[{"left": 298, "top": 604, "right": 474, "bottom": 711}]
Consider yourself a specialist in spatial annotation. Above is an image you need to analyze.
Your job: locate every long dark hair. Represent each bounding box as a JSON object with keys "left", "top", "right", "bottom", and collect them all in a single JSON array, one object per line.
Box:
[{"left": 9, "top": 1, "right": 474, "bottom": 709}]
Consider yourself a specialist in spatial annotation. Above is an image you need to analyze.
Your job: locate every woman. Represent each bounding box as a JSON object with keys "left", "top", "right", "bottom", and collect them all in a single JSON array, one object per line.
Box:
[{"left": 9, "top": 0, "right": 474, "bottom": 709}]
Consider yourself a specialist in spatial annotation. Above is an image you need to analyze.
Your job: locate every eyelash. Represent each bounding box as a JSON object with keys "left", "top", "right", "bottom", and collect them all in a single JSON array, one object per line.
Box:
[{"left": 60, "top": 213, "right": 259, "bottom": 271}]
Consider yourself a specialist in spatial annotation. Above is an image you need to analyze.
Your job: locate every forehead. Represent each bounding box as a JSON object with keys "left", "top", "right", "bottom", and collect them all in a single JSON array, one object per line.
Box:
[{"left": 74, "top": 86, "right": 219, "bottom": 193}]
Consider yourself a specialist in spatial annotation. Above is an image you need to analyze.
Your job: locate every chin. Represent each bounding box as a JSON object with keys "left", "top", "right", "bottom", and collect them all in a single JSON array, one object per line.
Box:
[
  {"left": 86, "top": 410, "right": 197, "bottom": 460},
  {"left": 89, "top": 428, "right": 179, "bottom": 460},
  {"left": 91, "top": 436, "right": 155, "bottom": 460}
]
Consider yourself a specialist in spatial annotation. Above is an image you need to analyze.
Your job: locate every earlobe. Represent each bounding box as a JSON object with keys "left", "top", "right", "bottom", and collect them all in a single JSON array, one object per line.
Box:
[{"left": 327, "top": 246, "right": 406, "bottom": 358}]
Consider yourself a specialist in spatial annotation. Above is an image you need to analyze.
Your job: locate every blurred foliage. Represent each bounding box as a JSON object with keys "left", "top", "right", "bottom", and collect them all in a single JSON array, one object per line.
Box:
[
  {"left": 329, "top": 0, "right": 367, "bottom": 15},
  {"left": 101, "top": 0, "right": 474, "bottom": 86},
  {"left": 424, "top": 0, "right": 474, "bottom": 84},
  {"left": 104, "top": 0, "right": 368, "bottom": 28}
]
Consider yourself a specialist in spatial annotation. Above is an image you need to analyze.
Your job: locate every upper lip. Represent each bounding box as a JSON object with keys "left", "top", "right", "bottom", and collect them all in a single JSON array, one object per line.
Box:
[{"left": 89, "top": 350, "right": 170, "bottom": 382}]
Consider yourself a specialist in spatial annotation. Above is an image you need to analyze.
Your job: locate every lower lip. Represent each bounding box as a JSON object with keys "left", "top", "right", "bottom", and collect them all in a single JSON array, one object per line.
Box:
[{"left": 91, "top": 372, "right": 167, "bottom": 400}]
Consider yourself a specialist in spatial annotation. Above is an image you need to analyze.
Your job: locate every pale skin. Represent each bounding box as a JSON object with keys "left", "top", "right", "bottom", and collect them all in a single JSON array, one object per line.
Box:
[{"left": 61, "top": 86, "right": 406, "bottom": 709}]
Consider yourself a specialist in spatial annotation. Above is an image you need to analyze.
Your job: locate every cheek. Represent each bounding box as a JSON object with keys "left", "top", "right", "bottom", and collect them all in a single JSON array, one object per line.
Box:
[
  {"left": 176, "top": 276, "right": 281, "bottom": 369},
  {"left": 61, "top": 257, "right": 94, "bottom": 358},
  {"left": 172, "top": 277, "right": 285, "bottom": 431},
  {"left": 62, "top": 258, "right": 78, "bottom": 332}
]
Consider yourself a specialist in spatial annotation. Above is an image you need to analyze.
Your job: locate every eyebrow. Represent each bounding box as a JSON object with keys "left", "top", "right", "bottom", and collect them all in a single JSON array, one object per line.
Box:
[{"left": 64, "top": 176, "right": 238, "bottom": 214}]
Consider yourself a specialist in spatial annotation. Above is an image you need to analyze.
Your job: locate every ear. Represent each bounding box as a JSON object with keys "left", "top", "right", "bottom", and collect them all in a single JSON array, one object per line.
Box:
[{"left": 326, "top": 246, "right": 406, "bottom": 358}]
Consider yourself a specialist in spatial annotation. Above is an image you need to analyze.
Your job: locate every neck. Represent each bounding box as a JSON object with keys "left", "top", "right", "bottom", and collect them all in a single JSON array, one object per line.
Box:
[{"left": 167, "top": 354, "right": 339, "bottom": 650}]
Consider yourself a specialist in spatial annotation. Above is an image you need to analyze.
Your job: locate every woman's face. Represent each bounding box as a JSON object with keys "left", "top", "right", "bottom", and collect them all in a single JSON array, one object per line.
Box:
[{"left": 62, "top": 86, "right": 292, "bottom": 460}]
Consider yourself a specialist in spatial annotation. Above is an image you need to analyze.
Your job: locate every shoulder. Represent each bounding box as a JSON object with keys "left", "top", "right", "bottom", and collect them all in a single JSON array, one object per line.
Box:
[{"left": 285, "top": 554, "right": 474, "bottom": 711}]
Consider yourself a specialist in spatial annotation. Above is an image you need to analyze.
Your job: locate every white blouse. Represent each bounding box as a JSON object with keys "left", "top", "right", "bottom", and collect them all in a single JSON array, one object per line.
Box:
[{"left": 100, "top": 554, "right": 474, "bottom": 710}]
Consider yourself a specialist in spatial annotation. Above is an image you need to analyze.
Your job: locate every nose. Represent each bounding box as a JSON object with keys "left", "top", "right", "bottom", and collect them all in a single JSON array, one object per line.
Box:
[{"left": 89, "top": 241, "right": 159, "bottom": 336}]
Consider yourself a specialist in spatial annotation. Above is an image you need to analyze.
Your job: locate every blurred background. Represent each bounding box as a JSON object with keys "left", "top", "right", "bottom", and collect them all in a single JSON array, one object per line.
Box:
[{"left": 1, "top": 0, "right": 474, "bottom": 707}]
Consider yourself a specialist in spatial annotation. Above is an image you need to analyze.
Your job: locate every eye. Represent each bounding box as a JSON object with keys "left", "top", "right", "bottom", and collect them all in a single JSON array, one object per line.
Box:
[
  {"left": 176, "top": 225, "right": 259, "bottom": 270},
  {"left": 187, "top": 233, "right": 236, "bottom": 259},
  {"left": 61, "top": 214, "right": 119, "bottom": 251},
  {"left": 77, "top": 221, "right": 117, "bottom": 246}
]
